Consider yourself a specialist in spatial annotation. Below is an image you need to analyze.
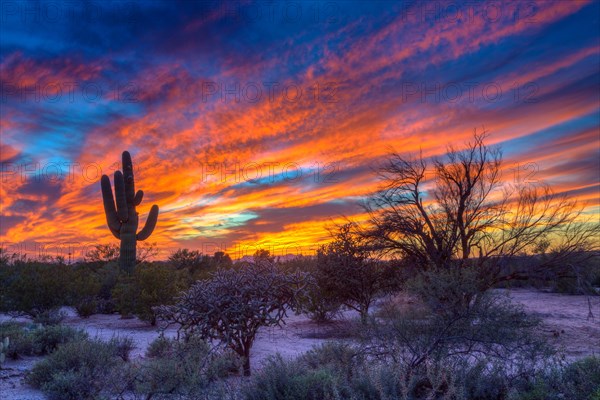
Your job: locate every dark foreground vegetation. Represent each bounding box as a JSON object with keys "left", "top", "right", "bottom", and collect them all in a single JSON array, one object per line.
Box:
[{"left": 1, "top": 135, "right": 599, "bottom": 399}]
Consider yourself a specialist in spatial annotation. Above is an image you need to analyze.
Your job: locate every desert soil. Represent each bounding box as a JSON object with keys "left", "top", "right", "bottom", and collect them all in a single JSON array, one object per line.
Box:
[{"left": 1, "top": 289, "right": 599, "bottom": 399}]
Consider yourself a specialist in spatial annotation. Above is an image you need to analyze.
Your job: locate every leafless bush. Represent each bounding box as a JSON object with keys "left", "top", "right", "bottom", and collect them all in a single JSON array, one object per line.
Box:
[{"left": 156, "top": 261, "right": 307, "bottom": 376}]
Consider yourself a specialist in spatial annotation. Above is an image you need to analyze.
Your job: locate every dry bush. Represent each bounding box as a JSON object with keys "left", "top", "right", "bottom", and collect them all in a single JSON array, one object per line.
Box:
[{"left": 157, "top": 261, "right": 307, "bottom": 376}]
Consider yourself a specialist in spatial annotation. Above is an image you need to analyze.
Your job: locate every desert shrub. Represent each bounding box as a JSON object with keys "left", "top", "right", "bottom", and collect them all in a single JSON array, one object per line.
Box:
[
  {"left": 551, "top": 257, "right": 600, "bottom": 294},
  {"left": 157, "top": 261, "right": 307, "bottom": 376},
  {"left": 134, "top": 262, "right": 183, "bottom": 325},
  {"left": 243, "top": 353, "right": 349, "bottom": 400},
  {"left": 299, "top": 274, "right": 342, "bottom": 323},
  {"left": 111, "top": 274, "right": 138, "bottom": 318},
  {"left": 145, "top": 334, "right": 171, "bottom": 358},
  {"left": 74, "top": 299, "right": 97, "bottom": 318},
  {"left": 136, "top": 335, "right": 240, "bottom": 398},
  {"left": 110, "top": 263, "right": 184, "bottom": 323},
  {"left": 30, "top": 325, "right": 88, "bottom": 355},
  {"left": 69, "top": 264, "right": 103, "bottom": 317},
  {"left": 1, "top": 262, "right": 72, "bottom": 320},
  {"left": 0, "top": 336, "right": 8, "bottom": 368},
  {"left": 559, "top": 356, "right": 600, "bottom": 398},
  {"left": 515, "top": 356, "right": 600, "bottom": 400},
  {"left": 243, "top": 343, "right": 469, "bottom": 400},
  {"left": 405, "top": 265, "right": 489, "bottom": 317},
  {"left": 95, "top": 261, "right": 120, "bottom": 313},
  {"left": 316, "top": 223, "right": 397, "bottom": 322},
  {"left": 0, "top": 322, "right": 35, "bottom": 359},
  {"left": 32, "top": 309, "right": 66, "bottom": 325},
  {"left": 300, "top": 342, "right": 360, "bottom": 377},
  {"left": 108, "top": 335, "right": 135, "bottom": 362},
  {"left": 286, "top": 257, "right": 343, "bottom": 323},
  {"left": 365, "top": 292, "right": 552, "bottom": 374},
  {"left": 168, "top": 249, "right": 232, "bottom": 283},
  {"left": 246, "top": 342, "right": 599, "bottom": 400},
  {"left": 27, "top": 338, "right": 125, "bottom": 400},
  {"left": 169, "top": 248, "right": 205, "bottom": 270},
  {"left": 0, "top": 322, "right": 86, "bottom": 359}
]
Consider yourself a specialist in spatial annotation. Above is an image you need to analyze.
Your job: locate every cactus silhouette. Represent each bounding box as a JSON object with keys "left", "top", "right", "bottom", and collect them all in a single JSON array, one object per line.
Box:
[{"left": 101, "top": 151, "right": 159, "bottom": 273}]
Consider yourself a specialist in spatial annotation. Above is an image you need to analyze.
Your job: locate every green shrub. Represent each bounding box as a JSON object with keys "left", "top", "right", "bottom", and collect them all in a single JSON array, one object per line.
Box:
[
  {"left": 133, "top": 263, "right": 183, "bottom": 325},
  {"left": 299, "top": 342, "right": 359, "bottom": 378},
  {"left": 74, "top": 298, "right": 98, "bottom": 318},
  {"left": 108, "top": 335, "right": 135, "bottom": 362},
  {"left": 516, "top": 356, "right": 600, "bottom": 400},
  {"left": 145, "top": 334, "right": 171, "bottom": 358},
  {"left": 298, "top": 274, "right": 342, "bottom": 323},
  {"left": 0, "top": 336, "right": 9, "bottom": 367},
  {"left": 69, "top": 264, "right": 103, "bottom": 318},
  {"left": 560, "top": 357, "right": 600, "bottom": 399},
  {"left": 0, "top": 322, "right": 86, "bottom": 359},
  {"left": 110, "top": 263, "right": 183, "bottom": 323},
  {"left": 95, "top": 261, "right": 120, "bottom": 310},
  {"left": 1, "top": 262, "right": 72, "bottom": 320},
  {"left": 246, "top": 344, "right": 466, "bottom": 400},
  {"left": 32, "top": 309, "right": 66, "bottom": 325},
  {"left": 0, "top": 322, "right": 36, "bottom": 359},
  {"left": 245, "top": 340, "right": 591, "bottom": 400},
  {"left": 111, "top": 274, "right": 138, "bottom": 318},
  {"left": 31, "top": 325, "right": 88, "bottom": 355},
  {"left": 27, "top": 338, "right": 125, "bottom": 400},
  {"left": 243, "top": 354, "right": 349, "bottom": 400},
  {"left": 136, "top": 335, "right": 239, "bottom": 398}
]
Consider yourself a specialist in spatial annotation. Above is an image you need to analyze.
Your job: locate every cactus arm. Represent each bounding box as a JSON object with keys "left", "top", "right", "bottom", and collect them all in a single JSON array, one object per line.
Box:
[
  {"left": 101, "top": 175, "right": 121, "bottom": 239},
  {"left": 114, "top": 171, "right": 128, "bottom": 222},
  {"left": 123, "top": 151, "right": 136, "bottom": 205},
  {"left": 134, "top": 190, "right": 144, "bottom": 206},
  {"left": 137, "top": 204, "right": 159, "bottom": 241}
]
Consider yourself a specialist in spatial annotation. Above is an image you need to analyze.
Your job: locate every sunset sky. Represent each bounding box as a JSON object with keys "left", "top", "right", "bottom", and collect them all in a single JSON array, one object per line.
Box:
[{"left": 1, "top": 0, "right": 599, "bottom": 260}]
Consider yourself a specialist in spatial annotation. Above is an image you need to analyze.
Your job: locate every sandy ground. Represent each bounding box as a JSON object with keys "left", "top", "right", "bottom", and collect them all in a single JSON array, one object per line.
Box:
[
  {"left": 500, "top": 289, "right": 600, "bottom": 359},
  {"left": 1, "top": 289, "right": 599, "bottom": 399}
]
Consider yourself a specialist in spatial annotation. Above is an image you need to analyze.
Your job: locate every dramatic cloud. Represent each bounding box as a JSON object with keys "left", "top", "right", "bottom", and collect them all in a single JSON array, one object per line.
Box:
[{"left": 1, "top": 0, "right": 598, "bottom": 259}]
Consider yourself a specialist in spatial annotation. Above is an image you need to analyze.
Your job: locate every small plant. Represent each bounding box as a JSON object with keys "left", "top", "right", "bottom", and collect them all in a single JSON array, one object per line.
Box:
[
  {"left": 0, "top": 336, "right": 9, "bottom": 368},
  {"left": 108, "top": 335, "right": 135, "bottom": 362}
]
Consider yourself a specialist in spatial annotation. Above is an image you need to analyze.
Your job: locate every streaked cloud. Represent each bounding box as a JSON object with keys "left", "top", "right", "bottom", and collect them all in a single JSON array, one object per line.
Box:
[{"left": 1, "top": 0, "right": 598, "bottom": 259}]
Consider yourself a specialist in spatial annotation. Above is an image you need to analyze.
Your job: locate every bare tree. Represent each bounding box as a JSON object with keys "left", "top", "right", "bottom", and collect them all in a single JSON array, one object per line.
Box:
[
  {"left": 364, "top": 132, "right": 599, "bottom": 289},
  {"left": 156, "top": 262, "right": 307, "bottom": 376}
]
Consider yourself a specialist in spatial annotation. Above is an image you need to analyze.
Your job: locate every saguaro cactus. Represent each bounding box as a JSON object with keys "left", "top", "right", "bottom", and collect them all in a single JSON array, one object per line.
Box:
[{"left": 101, "top": 151, "right": 159, "bottom": 273}]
